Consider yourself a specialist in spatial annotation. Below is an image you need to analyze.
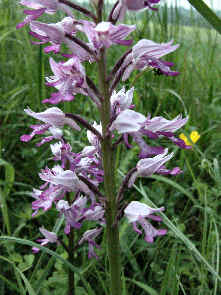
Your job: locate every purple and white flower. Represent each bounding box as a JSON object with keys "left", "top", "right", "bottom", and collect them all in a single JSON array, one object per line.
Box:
[
  {"left": 121, "top": 39, "right": 179, "bottom": 80},
  {"left": 20, "top": 107, "right": 80, "bottom": 144},
  {"left": 17, "top": 0, "right": 73, "bottom": 29},
  {"left": 79, "top": 227, "right": 103, "bottom": 259},
  {"left": 32, "top": 185, "right": 64, "bottom": 216},
  {"left": 57, "top": 197, "right": 88, "bottom": 233},
  {"left": 112, "top": 0, "right": 161, "bottom": 21},
  {"left": 111, "top": 87, "right": 134, "bottom": 115},
  {"left": 39, "top": 165, "right": 90, "bottom": 194},
  {"left": 43, "top": 56, "right": 87, "bottom": 104},
  {"left": 124, "top": 201, "right": 167, "bottom": 243},
  {"left": 32, "top": 227, "right": 58, "bottom": 253},
  {"left": 80, "top": 21, "right": 136, "bottom": 51},
  {"left": 29, "top": 17, "right": 81, "bottom": 54},
  {"left": 110, "top": 109, "right": 146, "bottom": 134},
  {"left": 128, "top": 149, "right": 174, "bottom": 187}
]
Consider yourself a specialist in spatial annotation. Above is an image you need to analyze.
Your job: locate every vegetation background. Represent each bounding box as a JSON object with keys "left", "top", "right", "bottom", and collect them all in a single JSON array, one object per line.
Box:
[{"left": 0, "top": 0, "right": 221, "bottom": 294}]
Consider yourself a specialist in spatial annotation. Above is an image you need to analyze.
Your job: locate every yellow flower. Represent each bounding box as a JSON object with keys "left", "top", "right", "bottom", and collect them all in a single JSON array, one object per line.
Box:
[{"left": 179, "top": 131, "right": 200, "bottom": 146}]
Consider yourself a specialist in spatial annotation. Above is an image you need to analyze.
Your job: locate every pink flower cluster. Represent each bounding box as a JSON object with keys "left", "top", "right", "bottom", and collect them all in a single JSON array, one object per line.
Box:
[{"left": 18, "top": 0, "right": 188, "bottom": 258}]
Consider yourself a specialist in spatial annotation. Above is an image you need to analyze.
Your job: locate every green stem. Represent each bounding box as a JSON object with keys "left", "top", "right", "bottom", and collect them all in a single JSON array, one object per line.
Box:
[
  {"left": 38, "top": 45, "right": 43, "bottom": 108},
  {"left": 97, "top": 49, "right": 122, "bottom": 295},
  {"left": 187, "top": 0, "right": 221, "bottom": 34},
  {"left": 68, "top": 228, "right": 75, "bottom": 295}
]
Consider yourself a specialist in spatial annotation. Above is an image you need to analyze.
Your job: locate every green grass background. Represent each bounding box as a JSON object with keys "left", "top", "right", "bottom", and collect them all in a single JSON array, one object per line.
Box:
[{"left": 0, "top": 0, "right": 221, "bottom": 294}]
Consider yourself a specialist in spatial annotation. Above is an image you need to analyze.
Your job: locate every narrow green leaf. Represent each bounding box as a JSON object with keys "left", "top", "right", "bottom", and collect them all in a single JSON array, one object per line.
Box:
[
  {"left": 0, "top": 255, "right": 36, "bottom": 295},
  {"left": 138, "top": 183, "right": 221, "bottom": 283},
  {"left": 0, "top": 158, "right": 15, "bottom": 235},
  {"left": 149, "top": 174, "right": 198, "bottom": 205},
  {"left": 0, "top": 236, "right": 94, "bottom": 294},
  {"left": 187, "top": 0, "right": 221, "bottom": 34},
  {"left": 127, "top": 278, "right": 158, "bottom": 295},
  {"left": 0, "top": 273, "right": 18, "bottom": 291}
]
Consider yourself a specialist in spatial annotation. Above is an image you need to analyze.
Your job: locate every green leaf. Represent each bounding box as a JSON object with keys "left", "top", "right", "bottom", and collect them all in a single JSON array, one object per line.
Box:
[
  {"left": 127, "top": 278, "right": 159, "bottom": 295},
  {"left": 0, "top": 255, "right": 37, "bottom": 295},
  {"left": 0, "top": 158, "right": 15, "bottom": 235},
  {"left": 187, "top": 0, "right": 221, "bottom": 34},
  {"left": 0, "top": 236, "right": 95, "bottom": 294}
]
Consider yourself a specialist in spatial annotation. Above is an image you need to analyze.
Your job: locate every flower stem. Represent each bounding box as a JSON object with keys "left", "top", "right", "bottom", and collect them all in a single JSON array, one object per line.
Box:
[
  {"left": 68, "top": 228, "right": 75, "bottom": 295},
  {"left": 98, "top": 48, "right": 122, "bottom": 295}
]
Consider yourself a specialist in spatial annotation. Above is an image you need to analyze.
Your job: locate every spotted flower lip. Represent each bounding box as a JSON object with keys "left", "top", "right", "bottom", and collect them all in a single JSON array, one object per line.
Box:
[
  {"left": 56, "top": 198, "right": 104, "bottom": 234},
  {"left": 31, "top": 186, "right": 64, "bottom": 216}
]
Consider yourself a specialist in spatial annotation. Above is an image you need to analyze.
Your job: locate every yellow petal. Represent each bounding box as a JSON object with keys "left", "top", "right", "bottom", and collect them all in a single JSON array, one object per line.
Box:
[
  {"left": 179, "top": 133, "right": 191, "bottom": 146},
  {"left": 190, "top": 131, "right": 200, "bottom": 143}
]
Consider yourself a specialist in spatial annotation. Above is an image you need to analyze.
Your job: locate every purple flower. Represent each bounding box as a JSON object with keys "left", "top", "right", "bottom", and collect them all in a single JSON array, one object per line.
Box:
[
  {"left": 57, "top": 197, "right": 88, "bottom": 233},
  {"left": 39, "top": 165, "right": 90, "bottom": 194},
  {"left": 84, "top": 205, "right": 105, "bottom": 222},
  {"left": 124, "top": 0, "right": 160, "bottom": 11},
  {"left": 50, "top": 141, "right": 76, "bottom": 169},
  {"left": 57, "top": 197, "right": 104, "bottom": 234},
  {"left": 20, "top": 107, "right": 80, "bottom": 143},
  {"left": 131, "top": 133, "right": 165, "bottom": 158},
  {"left": 80, "top": 21, "right": 136, "bottom": 51},
  {"left": 87, "top": 122, "right": 102, "bottom": 148},
  {"left": 79, "top": 227, "right": 103, "bottom": 259},
  {"left": 128, "top": 149, "right": 174, "bottom": 187},
  {"left": 32, "top": 185, "right": 64, "bottom": 216},
  {"left": 110, "top": 109, "right": 146, "bottom": 134},
  {"left": 111, "top": 87, "right": 134, "bottom": 115},
  {"left": 112, "top": 0, "right": 161, "bottom": 21},
  {"left": 17, "top": 0, "right": 72, "bottom": 29},
  {"left": 140, "top": 114, "right": 190, "bottom": 149},
  {"left": 124, "top": 201, "right": 167, "bottom": 243},
  {"left": 32, "top": 227, "right": 58, "bottom": 253},
  {"left": 43, "top": 57, "right": 87, "bottom": 104},
  {"left": 121, "top": 39, "right": 179, "bottom": 80},
  {"left": 29, "top": 17, "right": 79, "bottom": 54},
  {"left": 143, "top": 114, "right": 188, "bottom": 133}
]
